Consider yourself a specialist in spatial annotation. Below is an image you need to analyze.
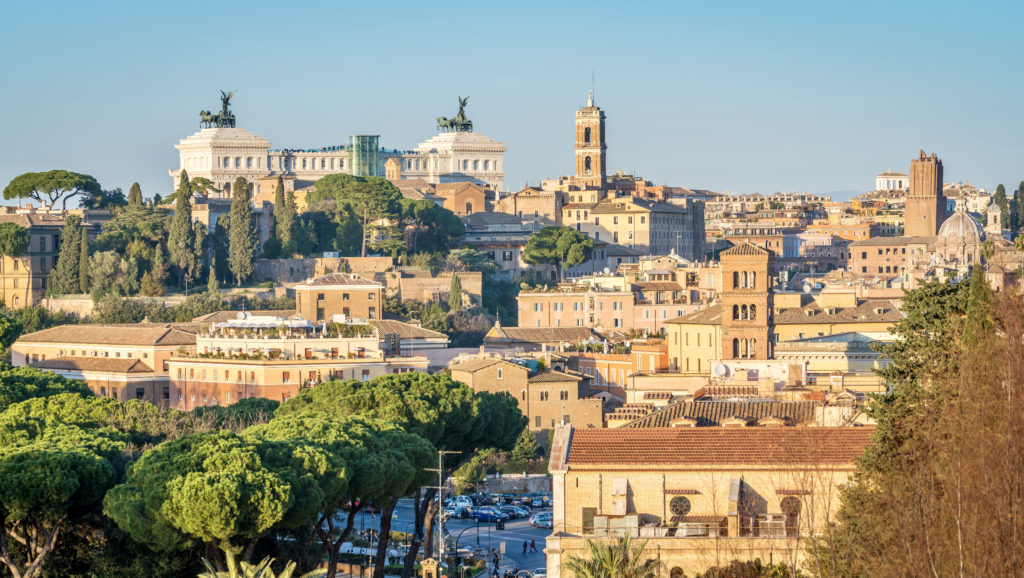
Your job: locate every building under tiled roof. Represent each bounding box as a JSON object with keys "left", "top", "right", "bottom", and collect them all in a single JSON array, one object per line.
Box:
[
  {"left": 298, "top": 273, "right": 382, "bottom": 287},
  {"left": 774, "top": 299, "right": 903, "bottom": 325},
  {"left": 564, "top": 426, "right": 874, "bottom": 466},
  {"left": 633, "top": 282, "right": 683, "bottom": 292},
  {"left": 849, "top": 236, "right": 935, "bottom": 247},
  {"left": 720, "top": 242, "right": 771, "bottom": 257},
  {"left": 622, "top": 400, "right": 819, "bottom": 428},
  {"left": 369, "top": 319, "right": 448, "bottom": 340},
  {"left": 664, "top": 304, "right": 722, "bottom": 325},
  {"left": 34, "top": 357, "right": 153, "bottom": 373},
  {"left": 17, "top": 325, "right": 197, "bottom": 347}
]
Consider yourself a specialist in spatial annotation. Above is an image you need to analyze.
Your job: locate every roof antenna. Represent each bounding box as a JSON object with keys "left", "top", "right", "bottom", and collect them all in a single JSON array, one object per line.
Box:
[{"left": 589, "top": 71, "right": 595, "bottom": 106}]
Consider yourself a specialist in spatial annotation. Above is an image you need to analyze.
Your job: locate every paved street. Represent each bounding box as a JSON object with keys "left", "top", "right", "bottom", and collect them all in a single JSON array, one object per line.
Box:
[{"left": 352, "top": 499, "right": 550, "bottom": 575}]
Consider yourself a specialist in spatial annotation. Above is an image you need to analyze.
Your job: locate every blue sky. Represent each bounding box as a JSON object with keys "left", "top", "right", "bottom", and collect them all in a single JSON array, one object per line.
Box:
[{"left": 1, "top": 0, "right": 1021, "bottom": 202}]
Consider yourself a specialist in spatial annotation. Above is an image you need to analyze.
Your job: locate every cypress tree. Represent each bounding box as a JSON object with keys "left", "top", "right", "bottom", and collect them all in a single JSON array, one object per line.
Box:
[
  {"left": 994, "top": 184, "right": 1008, "bottom": 226},
  {"left": 78, "top": 225, "right": 90, "bottom": 294},
  {"left": 449, "top": 274, "right": 463, "bottom": 311},
  {"left": 128, "top": 182, "right": 143, "bottom": 207},
  {"left": 168, "top": 170, "right": 198, "bottom": 293},
  {"left": 207, "top": 252, "right": 220, "bottom": 295},
  {"left": 51, "top": 215, "right": 83, "bottom": 294},
  {"left": 213, "top": 214, "right": 230, "bottom": 285},
  {"left": 274, "top": 177, "right": 297, "bottom": 251},
  {"left": 228, "top": 176, "right": 256, "bottom": 286}
]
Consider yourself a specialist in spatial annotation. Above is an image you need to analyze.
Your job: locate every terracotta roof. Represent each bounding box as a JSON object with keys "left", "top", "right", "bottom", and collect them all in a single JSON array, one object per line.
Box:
[
  {"left": 0, "top": 214, "right": 67, "bottom": 228},
  {"left": 17, "top": 325, "right": 197, "bottom": 347},
  {"left": 622, "top": 400, "right": 819, "bottom": 428},
  {"left": 664, "top": 304, "right": 722, "bottom": 325},
  {"left": 192, "top": 310, "right": 298, "bottom": 323},
  {"left": 720, "top": 242, "right": 771, "bottom": 257},
  {"left": 643, "top": 392, "right": 673, "bottom": 401},
  {"left": 849, "top": 236, "right": 934, "bottom": 247},
  {"left": 528, "top": 370, "right": 580, "bottom": 383},
  {"left": 485, "top": 326, "right": 596, "bottom": 344},
  {"left": 670, "top": 515, "right": 726, "bottom": 524},
  {"left": 564, "top": 427, "right": 875, "bottom": 466},
  {"left": 664, "top": 489, "right": 700, "bottom": 495},
  {"left": 774, "top": 299, "right": 903, "bottom": 325},
  {"left": 33, "top": 357, "right": 153, "bottom": 373},
  {"left": 450, "top": 357, "right": 521, "bottom": 373},
  {"left": 298, "top": 273, "right": 383, "bottom": 287},
  {"left": 562, "top": 203, "right": 598, "bottom": 210},
  {"left": 370, "top": 319, "right": 448, "bottom": 340}
]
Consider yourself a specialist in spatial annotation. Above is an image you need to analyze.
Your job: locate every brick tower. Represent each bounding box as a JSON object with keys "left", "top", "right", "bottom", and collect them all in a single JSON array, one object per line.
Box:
[
  {"left": 720, "top": 243, "right": 775, "bottom": 360},
  {"left": 574, "top": 90, "right": 606, "bottom": 190},
  {"left": 905, "top": 150, "right": 945, "bottom": 237}
]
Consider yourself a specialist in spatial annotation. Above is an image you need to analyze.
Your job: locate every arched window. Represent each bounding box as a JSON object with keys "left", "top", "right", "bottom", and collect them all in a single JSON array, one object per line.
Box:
[
  {"left": 741, "top": 304, "right": 748, "bottom": 320},
  {"left": 750, "top": 271, "right": 756, "bottom": 288},
  {"left": 732, "top": 305, "right": 739, "bottom": 320},
  {"left": 670, "top": 568, "right": 685, "bottom": 578},
  {"left": 733, "top": 271, "right": 740, "bottom": 289},
  {"left": 742, "top": 271, "right": 749, "bottom": 288},
  {"left": 750, "top": 339, "right": 757, "bottom": 358},
  {"left": 473, "top": 160, "right": 479, "bottom": 170},
  {"left": 465, "top": 202, "right": 473, "bottom": 215},
  {"left": 732, "top": 338, "right": 740, "bottom": 358},
  {"left": 484, "top": 160, "right": 490, "bottom": 171},
  {"left": 781, "top": 497, "right": 801, "bottom": 537},
  {"left": 584, "top": 156, "right": 592, "bottom": 174},
  {"left": 749, "top": 304, "right": 756, "bottom": 320},
  {"left": 584, "top": 126, "right": 592, "bottom": 143},
  {"left": 742, "top": 339, "right": 749, "bottom": 358}
]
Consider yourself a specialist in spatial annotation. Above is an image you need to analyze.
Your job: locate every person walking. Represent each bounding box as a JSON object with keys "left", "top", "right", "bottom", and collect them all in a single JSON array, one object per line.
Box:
[
  {"left": 522, "top": 540, "right": 528, "bottom": 554},
  {"left": 530, "top": 539, "right": 537, "bottom": 553}
]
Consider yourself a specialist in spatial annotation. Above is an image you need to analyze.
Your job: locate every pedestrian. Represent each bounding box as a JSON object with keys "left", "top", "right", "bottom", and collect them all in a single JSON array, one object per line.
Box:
[
  {"left": 530, "top": 539, "right": 537, "bottom": 553},
  {"left": 522, "top": 540, "right": 528, "bottom": 554}
]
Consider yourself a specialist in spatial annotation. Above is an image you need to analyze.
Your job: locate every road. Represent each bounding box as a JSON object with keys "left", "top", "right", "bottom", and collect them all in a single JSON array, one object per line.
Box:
[{"left": 351, "top": 499, "right": 550, "bottom": 575}]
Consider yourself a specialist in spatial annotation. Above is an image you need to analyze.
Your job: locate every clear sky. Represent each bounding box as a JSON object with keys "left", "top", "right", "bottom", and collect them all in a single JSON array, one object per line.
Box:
[{"left": 1, "top": 0, "right": 1021, "bottom": 202}]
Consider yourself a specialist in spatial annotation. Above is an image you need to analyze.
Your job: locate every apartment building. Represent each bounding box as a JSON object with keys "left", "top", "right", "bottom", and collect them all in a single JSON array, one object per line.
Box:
[
  {"left": 449, "top": 356, "right": 603, "bottom": 430},
  {"left": 294, "top": 272, "right": 383, "bottom": 322}
]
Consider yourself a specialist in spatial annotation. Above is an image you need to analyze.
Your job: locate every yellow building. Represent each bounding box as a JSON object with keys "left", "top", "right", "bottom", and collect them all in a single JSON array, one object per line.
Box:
[
  {"left": 294, "top": 273, "right": 384, "bottom": 322},
  {"left": 545, "top": 425, "right": 875, "bottom": 577}
]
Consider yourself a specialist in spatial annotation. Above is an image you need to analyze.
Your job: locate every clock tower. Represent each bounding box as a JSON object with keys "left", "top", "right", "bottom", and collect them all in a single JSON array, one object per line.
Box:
[{"left": 574, "top": 90, "right": 606, "bottom": 190}]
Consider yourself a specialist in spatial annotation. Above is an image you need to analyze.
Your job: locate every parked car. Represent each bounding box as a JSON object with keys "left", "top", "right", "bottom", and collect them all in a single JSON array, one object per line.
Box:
[
  {"left": 453, "top": 495, "right": 473, "bottom": 509},
  {"left": 498, "top": 506, "right": 529, "bottom": 519},
  {"left": 444, "top": 506, "right": 470, "bottom": 520},
  {"left": 473, "top": 507, "right": 509, "bottom": 523},
  {"left": 534, "top": 517, "right": 553, "bottom": 529},
  {"left": 529, "top": 512, "right": 553, "bottom": 527},
  {"left": 533, "top": 569, "right": 548, "bottom": 577}
]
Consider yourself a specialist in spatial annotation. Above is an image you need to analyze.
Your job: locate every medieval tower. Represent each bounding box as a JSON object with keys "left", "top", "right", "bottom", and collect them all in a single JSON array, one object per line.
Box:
[
  {"left": 574, "top": 90, "right": 607, "bottom": 190},
  {"left": 905, "top": 150, "right": 945, "bottom": 237}
]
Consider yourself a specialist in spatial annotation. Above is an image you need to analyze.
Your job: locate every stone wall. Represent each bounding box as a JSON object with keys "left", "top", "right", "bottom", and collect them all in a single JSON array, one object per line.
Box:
[{"left": 482, "top": 473, "right": 552, "bottom": 495}]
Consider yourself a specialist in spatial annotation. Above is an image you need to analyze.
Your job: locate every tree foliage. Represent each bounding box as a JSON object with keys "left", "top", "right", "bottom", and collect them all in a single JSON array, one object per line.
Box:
[
  {"left": 3, "top": 170, "right": 101, "bottom": 212},
  {"left": 128, "top": 182, "right": 143, "bottom": 208},
  {"left": 563, "top": 535, "right": 659, "bottom": 578},
  {"left": 168, "top": 171, "right": 199, "bottom": 292},
  {"left": 524, "top": 226, "right": 594, "bottom": 280},
  {"left": 228, "top": 177, "right": 257, "bottom": 286},
  {"left": 0, "top": 223, "right": 30, "bottom": 258},
  {"left": 994, "top": 183, "right": 1009, "bottom": 227},
  {"left": 50, "top": 215, "right": 83, "bottom": 294}
]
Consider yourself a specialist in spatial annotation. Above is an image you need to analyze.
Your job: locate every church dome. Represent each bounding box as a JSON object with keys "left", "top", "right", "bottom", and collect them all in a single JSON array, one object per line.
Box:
[{"left": 938, "top": 204, "right": 984, "bottom": 244}]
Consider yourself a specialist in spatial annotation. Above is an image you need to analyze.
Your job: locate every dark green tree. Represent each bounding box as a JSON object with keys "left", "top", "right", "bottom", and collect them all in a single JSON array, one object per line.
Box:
[
  {"left": 212, "top": 215, "right": 230, "bottom": 285},
  {"left": 78, "top": 224, "right": 90, "bottom": 294},
  {"left": 0, "top": 312, "right": 24, "bottom": 358},
  {"left": 0, "top": 222, "right": 30, "bottom": 258},
  {"left": 509, "top": 428, "right": 540, "bottom": 462},
  {"left": 168, "top": 170, "right": 198, "bottom": 293},
  {"left": 3, "top": 170, "right": 101, "bottom": 212},
  {"left": 51, "top": 215, "right": 83, "bottom": 294},
  {"left": 448, "top": 274, "right": 463, "bottom": 311},
  {"left": 400, "top": 199, "right": 464, "bottom": 253},
  {"left": 128, "top": 182, "right": 143, "bottom": 207},
  {"left": 994, "top": 183, "right": 1009, "bottom": 226},
  {"left": 523, "top": 226, "right": 594, "bottom": 281},
  {"left": 1012, "top": 181, "right": 1024, "bottom": 233},
  {"left": 82, "top": 187, "right": 127, "bottom": 210},
  {"left": 228, "top": 177, "right": 257, "bottom": 286},
  {"left": 564, "top": 535, "right": 659, "bottom": 578},
  {"left": 273, "top": 176, "right": 296, "bottom": 253},
  {"left": 335, "top": 208, "right": 362, "bottom": 256},
  {"left": 207, "top": 252, "right": 220, "bottom": 295}
]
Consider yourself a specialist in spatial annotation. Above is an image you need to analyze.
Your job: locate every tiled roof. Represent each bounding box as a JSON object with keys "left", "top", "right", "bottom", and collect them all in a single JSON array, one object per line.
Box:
[
  {"left": 450, "top": 357, "right": 519, "bottom": 373},
  {"left": 664, "top": 489, "right": 700, "bottom": 495},
  {"left": 643, "top": 392, "right": 673, "bottom": 401},
  {"left": 34, "top": 357, "right": 152, "bottom": 374},
  {"left": 528, "top": 370, "right": 580, "bottom": 383},
  {"left": 720, "top": 242, "right": 770, "bottom": 257},
  {"left": 664, "top": 304, "right": 722, "bottom": 325},
  {"left": 369, "top": 319, "right": 448, "bottom": 340},
  {"left": 562, "top": 203, "right": 598, "bottom": 210},
  {"left": 622, "top": 400, "right": 819, "bottom": 428},
  {"left": 485, "top": 326, "right": 596, "bottom": 344},
  {"left": 564, "top": 427, "right": 875, "bottom": 466},
  {"left": 298, "top": 273, "right": 383, "bottom": 287},
  {"left": 774, "top": 299, "right": 903, "bottom": 325},
  {"left": 462, "top": 212, "right": 524, "bottom": 227},
  {"left": 0, "top": 214, "right": 67, "bottom": 228},
  {"left": 670, "top": 515, "right": 726, "bottom": 524},
  {"left": 17, "top": 325, "right": 197, "bottom": 347}
]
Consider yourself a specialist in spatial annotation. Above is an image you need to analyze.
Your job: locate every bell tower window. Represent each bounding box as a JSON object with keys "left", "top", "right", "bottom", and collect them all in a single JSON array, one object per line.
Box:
[
  {"left": 584, "top": 127, "right": 591, "bottom": 144},
  {"left": 585, "top": 156, "right": 592, "bottom": 175}
]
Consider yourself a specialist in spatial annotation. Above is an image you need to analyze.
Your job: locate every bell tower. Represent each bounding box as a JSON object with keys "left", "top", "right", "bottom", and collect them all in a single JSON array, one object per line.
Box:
[{"left": 574, "top": 90, "right": 606, "bottom": 190}]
